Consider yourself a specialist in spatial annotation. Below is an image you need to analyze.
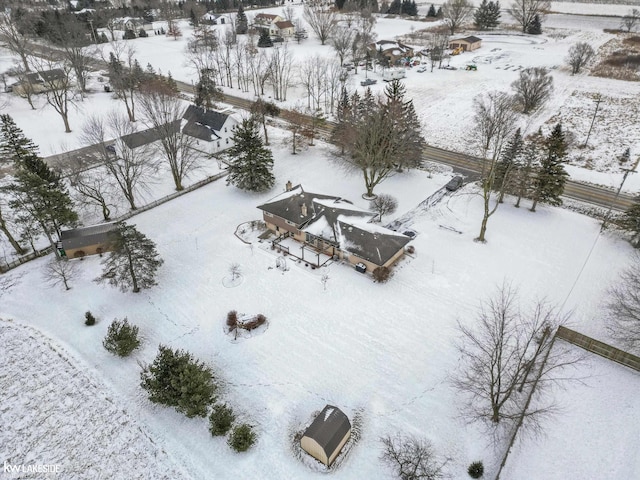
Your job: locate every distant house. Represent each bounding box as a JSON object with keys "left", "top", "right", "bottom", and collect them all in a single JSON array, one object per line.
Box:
[
  {"left": 301, "top": 405, "right": 351, "bottom": 467},
  {"left": 252, "top": 13, "right": 284, "bottom": 36},
  {"left": 59, "top": 223, "right": 117, "bottom": 259},
  {"left": 10, "top": 69, "right": 67, "bottom": 95},
  {"left": 449, "top": 36, "right": 482, "bottom": 52},
  {"left": 368, "top": 40, "right": 414, "bottom": 65},
  {"left": 181, "top": 105, "right": 239, "bottom": 153},
  {"left": 257, "top": 183, "right": 412, "bottom": 272},
  {"left": 202, "top": 12, "right": 231, "bottom": 25}
]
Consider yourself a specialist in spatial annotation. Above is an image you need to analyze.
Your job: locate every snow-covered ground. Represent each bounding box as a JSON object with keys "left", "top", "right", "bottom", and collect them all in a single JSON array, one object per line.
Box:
[
  {"left": 1, "top": 4, "right": 640, "bottom": 479},
  {"left": 0, "top": 125, "right": 638, "bottom": 478}
]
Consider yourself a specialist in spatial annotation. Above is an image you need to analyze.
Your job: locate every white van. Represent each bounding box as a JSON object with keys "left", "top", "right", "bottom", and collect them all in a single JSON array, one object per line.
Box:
[{"left": 382, "top": 68, "right": 406, "bottom": 81}]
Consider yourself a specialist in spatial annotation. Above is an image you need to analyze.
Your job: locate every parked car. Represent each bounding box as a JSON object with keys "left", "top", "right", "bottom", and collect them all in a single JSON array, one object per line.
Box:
[
  {"left": 271, "top": 36, "right": 284, "bottom": 43},
  {"left": 403, "top": 230, "right": 417, "bottom": 239},
  {"left": 442, "top": 65, "right": 457, "bottom": 70},
  {"left": 360, "top": 78, "right": 377, "bottom": 86},
  {"left": 355, "top": 262, "right": 367, "bottom": 273},
  {"left": 416, "top": 66, "right": 427, "bottom": 73},
  {"left": 445, "top": 176, "right": 464, "bottom": 191},
  {"left": 105, "top": 144, "right": 116, "bottom": 155}
]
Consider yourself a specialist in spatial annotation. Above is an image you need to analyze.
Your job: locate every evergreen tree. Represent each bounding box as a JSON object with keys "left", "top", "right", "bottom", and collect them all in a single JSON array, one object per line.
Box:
[
  {"left": 436, "top": 6, "right": 444, "bottom": 17},
  {"left": 225, "top": 119, "right": 275, "bottom": 192},
  {"left": 530, "top": 123, "right": 568, "bottom": 211},
  {"left": 95, "top": 222, "right": 164, "bottom": 293},
  {"left": 257, "top": 29, "right": 273, "bottom": 48},
  {"left": 494, "top": 128, "right": 523, "bottom": 202},
  {"left": 209, "top": 403, "right": 235, "bottom": 436},
  {"left": 335, "top": 0, "right": 347, "bottom": 9},
  {"left": 388, "top": 0, "right": 401, "bottom": 14},
  {"left": 620, "top": 197, "right": 640, "bottom": 247},
  {"left": 103, "top": 318, "right": 141, "bottom": 357},
  {"left": 228, "top": 424, "right": 256, "bottom": 452},
  {"left": 0, "top": 114, "right": 53, "bottom": 182},
  {"left": 195, "top": 69, "right": 223, "bottom": 109},
  {"left": 236, "top": 5, "right": 248, "bottom": 34},
  {"left": 123, "top": 28, "right": 137, "bottom": 40},
  {"left": 428, "top": 4, "right": 437, "bottom": 17},
  {"left": 140, "top": 345, "right": 216, "bottom": 418},
  {"left": 514, "top": 131, "right": 542, "bottom": 208},
  {"left": 474, "top": 0, "right": 501, "bottom": 30},
  {"left": 527, "top": 14, "right": 542, "bottom": 34}
]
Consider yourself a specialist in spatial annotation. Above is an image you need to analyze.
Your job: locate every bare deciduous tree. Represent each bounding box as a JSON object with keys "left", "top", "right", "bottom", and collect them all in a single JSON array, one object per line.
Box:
[
  {"left": 70, "top": 168, "right": 115, "bottom": 221},
  {"left": 105, "top": 42, "right": 142, "bottom": 122},
  {"left": 453, "top": 283, "right": 577, "bottom": 430},
  {"left": 509, "top": 0, "right": 551, "bottom": 33},
  {"left": 268, "top": 44, "right": 294, "bottom": 101},
  {"left": 511, "top": 67, "right": 553, "bottom": 114},
  {"left": 82, "top": 113, "right": 156, "bottom": 210},
  {"left": 620, "top": 8, "right": 640, "bottom": 32},
  {"left": 369, "top": 194, "right": 398, "bottom": 222},
  {"left": 473, "top": 91, "right": 518, "bottom": 242},
  {"left": 304, "top": 6, "right": 337, "bottom": 45},
  {"left": 332, "top": 27, "right": 354, "bottom": 66},
  {"left": 30, "top": 59, "right": 75, "bottom": 133},
  {"left": 606, "top": 253, "right": 640, "bottom": 352},
  {"left": 0, "top": 12, "right": 32, "bottom": 72},
  {"left": 380, "top": 435, "right": 447, "bottom": 480},
  {"left": 229, "top": 262, "right": 241, "bottom": 281},
  {"left": 441, "top": 0, "right": 474, "bottom": 35},
  {"left": 428, "top": 29, "right": 450, "bottom": 71},
  {"left": 137, "top": 79, "right": 199, "bottom": 191},
  {"left": 566, "top": 42, "right": 594, "bottom": 75},
  {"left": 44, "top": 257, "right": 78, "bottom": 291},
  {"left": 13, "top": 66, "right": 37, "bottom": 110}
]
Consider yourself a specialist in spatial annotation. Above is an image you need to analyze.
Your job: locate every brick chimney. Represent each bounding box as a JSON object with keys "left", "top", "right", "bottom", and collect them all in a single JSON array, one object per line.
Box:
[
  {"left": 285, "top": 180, "right": 293, "bottom": 191},
  {"left": 301, "top": 203, "right": 307, "bottom": 217}
]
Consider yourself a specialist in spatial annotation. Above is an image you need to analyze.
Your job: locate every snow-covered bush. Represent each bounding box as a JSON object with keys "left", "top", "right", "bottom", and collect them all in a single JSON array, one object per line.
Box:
[
  {"left": 209, "top": 404, "right": 235, "bottom": 436},
  {"left": 468, "top": 460, "right": 484, "bottom": 478},
  {"left": 228, "top": 424, "right": 256, "bottom": 452},
  {"left": 103, "top": 318, "right": 141, "bottom": 357},
  {"left": 85, "top": 311, "right": 96, "bottom": 326}
]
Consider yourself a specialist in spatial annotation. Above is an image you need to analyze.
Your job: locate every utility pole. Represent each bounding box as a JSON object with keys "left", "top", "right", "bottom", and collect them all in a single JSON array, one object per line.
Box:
[
  {"left": 583, "top": 94, "right": 601, "bottom": 148},
  {"left": 88, "top": 18, "right": 97, "bottom": 44},
  {"left": 601, "top": 153, "right": 640, "bottom": 231}
]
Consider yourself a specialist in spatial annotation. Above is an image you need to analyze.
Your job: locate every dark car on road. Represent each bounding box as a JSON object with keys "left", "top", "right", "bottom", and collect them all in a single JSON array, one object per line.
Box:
[
  {"left": 360, "top": 78, "right": 377, "bottom": 87},
  {"left": 445, "top": 176, "right": 464, "bottom": 191}
]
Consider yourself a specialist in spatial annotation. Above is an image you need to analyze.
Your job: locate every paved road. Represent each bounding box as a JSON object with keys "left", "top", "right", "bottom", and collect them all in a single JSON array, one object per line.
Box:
[{"left": 31, "top": 49, "right": 636, "bottom": 212}]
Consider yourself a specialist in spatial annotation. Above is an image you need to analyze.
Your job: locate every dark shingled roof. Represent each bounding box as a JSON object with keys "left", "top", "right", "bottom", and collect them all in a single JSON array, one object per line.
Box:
[
  {"left": 256, "top": 185, "right": 341, "bottom": 227},
  {"left": 39, "top": 68, "right": 65, "bottom": 83},
  {"left": 121, "top": 122, "right": 181, "bottom": 149},
  {"left": 458, "top": 35, "right": 482, "bottom": 43},
  {"left": 303, "top": 405, "right": 351, "bottom": 459},
  {"left": 182, "top": 105, "right": 230, "bottom": 134},
  {"left": 275, "top": 20, "right": 294, "bottom": 29},
  {"left": 60, "top": 223, "right": 117, "bottom": 250},
  {"left": 338, "top": 220, "right": 411, "bottom": 267}
]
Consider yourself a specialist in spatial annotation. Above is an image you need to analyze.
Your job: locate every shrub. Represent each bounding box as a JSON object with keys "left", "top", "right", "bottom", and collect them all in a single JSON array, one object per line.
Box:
[
  {"left": 103, "top": 318, "right": 141, "bottom": 357},
  {"left": 468, "top": 461, "right": 484, "bottom": 478},
  {"left": 138, "top": 28, "right": 148, "bottom": 37},
  {"left": 243, "top": 314, "right": 266, "bottom": 331},
  {"left": 228, "top": 423, "right": 256, "bottom": 452},
  {"left": 373, "top": 266, "right": 391, "bottom": 283},
  {"left": 226, "top": 310, "right": 238, "bottom": 329},
  {"left": 85, "top": 311, "right": 96, "bottom": 326},
  {"left": 123, "top": 28, "right": 137, "bottom": 40},
  {"left": 209, "top": 404, "right": 235, "bottom": 436},
  {"left": 406, "top": 245, "right": 415, "bottom": 254},
  {"left": 140, "top": 345, "right": 216, "bottom": 418}
]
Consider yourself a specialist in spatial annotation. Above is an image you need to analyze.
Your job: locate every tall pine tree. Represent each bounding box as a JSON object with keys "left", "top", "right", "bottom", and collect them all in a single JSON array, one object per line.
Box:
[
  {"left": 474, "top": 0, "right": 501, "bottom": 30},
  {"left": 620, "top": 197, "right": 640, "bottom": 247},
  {"left": 530, "top": 123, "right": 569, "bottom": 212},
  {"left": 225, "top": 119, "right": 275, "bottom": 192},
  {"left": 95, "top": 222, "right": 164, "bottom": 293},
  {"left": 236, "top": 5, "right": 248, "bottom": 34}
]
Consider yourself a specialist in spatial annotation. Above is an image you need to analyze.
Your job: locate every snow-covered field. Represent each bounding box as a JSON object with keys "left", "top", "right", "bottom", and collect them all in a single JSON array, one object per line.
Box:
[{"left": 1, "top": 4, "right": 640, "bottom": 479}]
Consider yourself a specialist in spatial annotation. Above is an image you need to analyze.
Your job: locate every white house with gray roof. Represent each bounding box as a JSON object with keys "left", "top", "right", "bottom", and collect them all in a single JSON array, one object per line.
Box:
[
  {"left": 182, "top": 105, "right": 239, "bottom": 154},
  {"left": 257, "top": 183, "right": 411, "bottom": 272}
]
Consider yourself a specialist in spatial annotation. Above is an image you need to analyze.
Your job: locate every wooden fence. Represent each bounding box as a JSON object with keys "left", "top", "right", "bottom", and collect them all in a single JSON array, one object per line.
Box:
[
  {"left": 556, "top": 325, "right": 640, "bottom": 372},
  {"left": 0, "top": 171, "right": 228, "bottom": 274}
]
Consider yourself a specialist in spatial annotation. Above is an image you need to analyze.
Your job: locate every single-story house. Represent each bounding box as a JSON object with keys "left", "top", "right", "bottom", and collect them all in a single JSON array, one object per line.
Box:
[
  {"left": 181, "top": 105, "right": 239, "bottom": 153},
  {"left": 257, "top": 183, "right": 412, "bottom": 272},
  {"left": 114, "top": 17, "right": 152, "bottom": 32},
  {"left": 368, "top": 40, "right": 415, "bottom": 66},
  {"left": 10, "top": 69, "right": 67, "bottom": 95},
  {"left": 449, "top": 36, "right": 482, "bottom": 52},
  {"left": 202, "top": 12, "right": 231, "bottom": 25},
  {"left": 301, "top": 405, "right": 351, "bottom": 467},
  {"left": 59, "top": 222, "right": 117, "bottom": 259}
]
